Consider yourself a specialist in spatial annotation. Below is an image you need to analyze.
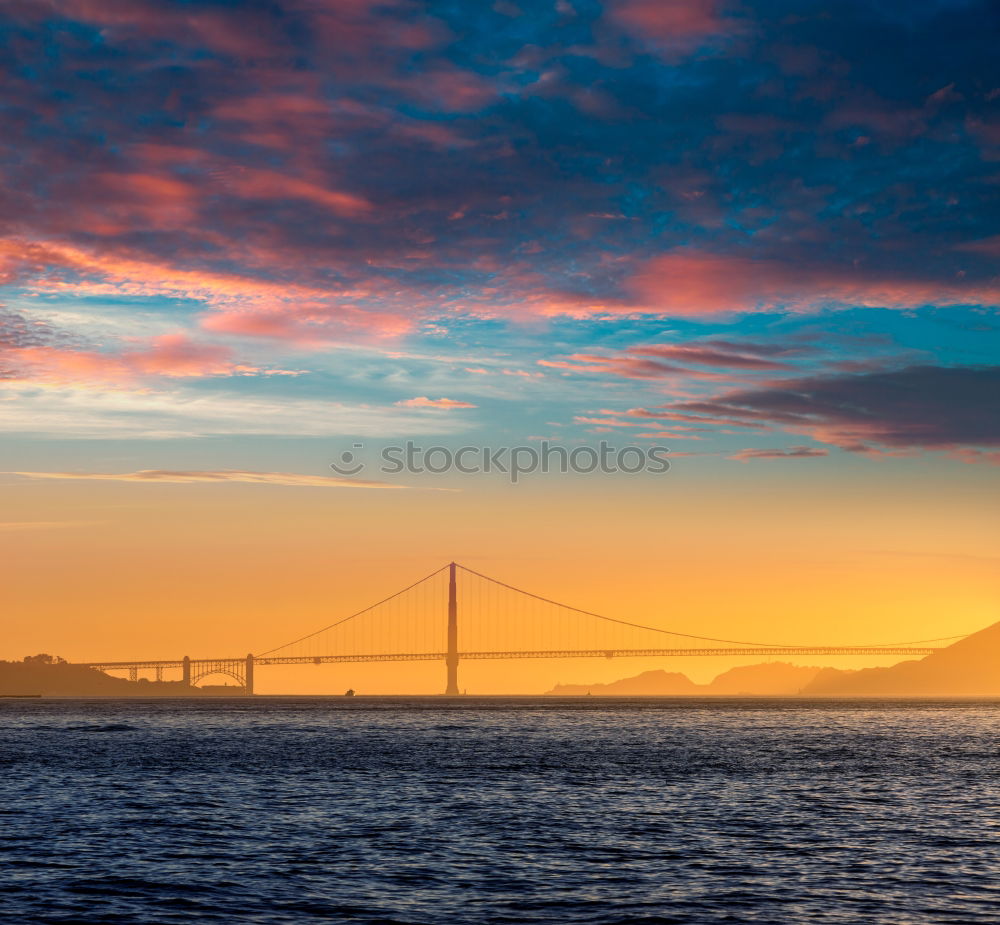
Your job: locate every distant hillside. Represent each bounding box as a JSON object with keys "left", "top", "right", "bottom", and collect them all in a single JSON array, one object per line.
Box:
[
  {"left": 0, "top": 655, "right": 218, "bottom": 697},
  {"left": 551, "top": 624, "right": 1000, "bottom": 697},
  {"left": 547, "top": 662, "right": 846, "bottom": 696},
  {"left": 707, "top": 663, "right": 831, "bottom": 695},
  {"left": 549, "top": 670, "right": 700, "bottom": 696},
  {"left": 802, "top": 621, "right": 1000, "bottom": 696}
]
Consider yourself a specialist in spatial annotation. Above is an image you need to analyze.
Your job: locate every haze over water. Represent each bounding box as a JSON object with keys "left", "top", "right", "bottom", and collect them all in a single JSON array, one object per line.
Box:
[{"left": 3, "top": 697, "right": 998, "bottom": 924}]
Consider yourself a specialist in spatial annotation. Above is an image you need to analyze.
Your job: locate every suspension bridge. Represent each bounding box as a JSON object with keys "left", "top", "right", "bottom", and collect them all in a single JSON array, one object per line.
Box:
[{"left": 78, "top": 562, "right": 953, "bottom": 694}]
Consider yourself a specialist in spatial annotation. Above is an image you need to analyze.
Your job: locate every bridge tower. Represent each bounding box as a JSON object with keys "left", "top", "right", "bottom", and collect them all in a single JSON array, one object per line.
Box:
[
  {"left": 445, "top": 561, "right": 459, "bottom": 695},
  {"left": 245, "top": 653, "right": 254, "bottom": 696},
  {"left": 182, "top": 655, "right": 191, "bottom": 686}
]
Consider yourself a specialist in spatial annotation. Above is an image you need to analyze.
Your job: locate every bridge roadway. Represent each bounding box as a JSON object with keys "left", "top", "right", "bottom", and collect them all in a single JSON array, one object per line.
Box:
[
  {"left": 82, "top": 645, "right": 939, "bottom": 672},
  {"left": 72, "top": 562, "right": 953, "bottom": 693},
  {"left": 77, "top": 646, "right": 942, "bottom": 693}
]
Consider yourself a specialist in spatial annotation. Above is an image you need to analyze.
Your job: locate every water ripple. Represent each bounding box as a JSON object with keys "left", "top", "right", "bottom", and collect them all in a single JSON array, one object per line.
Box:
[{"left": 0, "top": 697, "right": 998, "bottom": 924}]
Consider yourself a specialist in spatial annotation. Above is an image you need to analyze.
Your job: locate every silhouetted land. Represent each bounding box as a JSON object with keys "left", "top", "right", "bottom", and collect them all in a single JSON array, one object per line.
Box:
[
  {"left": 548, "top": 622, "right": 1000, "bottom": 696},
  {"left": 803, "top": 620, "right": 1000, "bottom": 695},
  {"left": 548, "top": 662, "right": 848, "bottom": 696},
  {"left": 7, "top": 620, "right": 997, "bottom": 696},
  {"left": 0, "top": 656, "right": 235, "bottom": 697}
]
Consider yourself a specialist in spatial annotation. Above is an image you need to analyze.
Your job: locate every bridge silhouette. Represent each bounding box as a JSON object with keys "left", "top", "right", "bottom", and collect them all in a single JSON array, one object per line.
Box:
[{"left": 79, "top": 562, "right": 950, "bottom": 694}]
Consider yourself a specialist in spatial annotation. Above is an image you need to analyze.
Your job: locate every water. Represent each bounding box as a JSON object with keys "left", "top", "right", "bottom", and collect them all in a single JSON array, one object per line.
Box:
[{"left": 1, "top": 697, "right": 998, "bottom": 924}]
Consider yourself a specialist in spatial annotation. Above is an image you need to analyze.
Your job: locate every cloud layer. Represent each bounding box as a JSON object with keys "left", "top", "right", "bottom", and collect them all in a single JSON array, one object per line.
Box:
[
  {"left": 670, "top": 365, "right": 1000, "bottom": 459},
  {"left": 0, "top": 0, "right": 997, "bottom": 461},
  {"left": 9, "top": 470, "right": 399, "bottom": 489},
  {"left": 0, "top": 0, "right": 997, "bottom": 346}
]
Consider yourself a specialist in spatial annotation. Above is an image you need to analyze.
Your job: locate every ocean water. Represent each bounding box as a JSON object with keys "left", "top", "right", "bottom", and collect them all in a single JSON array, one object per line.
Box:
[{"left": 1, "top": 698, "right": 998, "bottom": 925}]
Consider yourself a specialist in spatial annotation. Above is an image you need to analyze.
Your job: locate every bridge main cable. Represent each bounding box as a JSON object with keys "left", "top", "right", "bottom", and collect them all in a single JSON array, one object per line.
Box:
[
  {"left": 454, "top": 563, "right": 970, "bottom": 650},
  {"left": 254, "top": 563, "right": 451, "bottom": 657}
]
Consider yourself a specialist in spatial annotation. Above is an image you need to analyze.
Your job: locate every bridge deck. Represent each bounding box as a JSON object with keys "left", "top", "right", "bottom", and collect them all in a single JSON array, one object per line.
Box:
[{"left": 79, "top": 646, "right": 939, "bottom": 671}]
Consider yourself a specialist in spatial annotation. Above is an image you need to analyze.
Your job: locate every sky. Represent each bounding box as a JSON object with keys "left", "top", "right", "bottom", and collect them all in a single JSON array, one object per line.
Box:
[{"left": 1, "top": 0, "right": 998, "bottom": 693}]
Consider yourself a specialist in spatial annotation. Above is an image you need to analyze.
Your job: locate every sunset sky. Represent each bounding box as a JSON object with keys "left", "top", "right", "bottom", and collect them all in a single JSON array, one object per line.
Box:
[{"left": 2, "top": 0, "right": 998, "bottom": 693}]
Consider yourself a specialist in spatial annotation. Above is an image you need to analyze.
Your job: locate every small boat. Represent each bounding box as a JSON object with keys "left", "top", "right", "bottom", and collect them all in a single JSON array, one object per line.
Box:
[{"left": 344, "top": 688, "right": 355, "bottom": 697}]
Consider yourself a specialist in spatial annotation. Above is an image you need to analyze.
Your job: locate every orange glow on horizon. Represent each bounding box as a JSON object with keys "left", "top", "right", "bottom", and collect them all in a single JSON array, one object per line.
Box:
[{"left": 3, "top": 464, "right": 997, "bottom": 694}]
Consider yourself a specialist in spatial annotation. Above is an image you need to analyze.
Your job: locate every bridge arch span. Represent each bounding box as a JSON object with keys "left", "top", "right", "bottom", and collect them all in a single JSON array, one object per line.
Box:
[
  {"left": 191, "top": 668, "right": 244, "bottom": 687},
  {"left": 190, "top": 659, "right": 247, "bottom": 691}
]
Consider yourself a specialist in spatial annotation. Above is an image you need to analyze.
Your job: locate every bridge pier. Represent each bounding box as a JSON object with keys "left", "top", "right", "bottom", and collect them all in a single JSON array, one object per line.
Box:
[
  {"left": 445, "top": 562, "right": 459, "bottom": 695},
  {"left": 245, "top": 654, "right": 254, "bottom": 696},
  {"left": 182, "top": 655, "right": 191, "bottom": 686}
]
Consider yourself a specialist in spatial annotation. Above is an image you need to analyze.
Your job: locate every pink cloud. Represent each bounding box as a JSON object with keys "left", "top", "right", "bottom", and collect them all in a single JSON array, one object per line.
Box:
[
  {"left": 97, "top": 173, "right": 194, "bottom": 199},
  {"left": 539, "top": 354, "right": 687, "bottom": 379},
  {"left": 574, "top": 409, "right": 709, "bottom": 438},
  {"left": 221, "top": 168, "right": 371, "bottom": 216},
  {"left": 0, "top": 238, "right": 321, "bottom": 305},
  {"left": 1, "top": 236, "right": 423, "bottom": 347},
  {"left": 395, "top": 397, "right": 477, "bottom": 409},
  {"left": 213, "top": 93, "right": 331, "bottom": 124},
  {"left": 400, "top": 66, "right": 498, "bottom": 111},
  {"left": 965, "top": 114, "right": 1000, "bottom": 154},
  {"left": 635, "top": 431, "right": 702, "bottom": 440},
  {"left": 949, "top": 448, "right": 1000, "bottom": 465},
  {"left": 501, "top": 368, "right": 544, "bottom": 378},
  {"left": 203, "top": 304, "right": 415, "bottom": 345},
  {"left": 123, "top": 334, "right": 252, "bottom": 378},
  {"left": 603, "top": 407, "right": 768, "bottom": 430},
  {"left": 608, "top": 0, "right": 734, "bottom": 46},
  {"left": 573, "top": 416, "right": 644, "bottom": 427},
  {"left": 454, "top": 251, "right": 1000, "bottom": 324},
  {"left": 729, "top": 445, "right": 829, "bottom": 461},
  {"left": 539, "top": 352, "right": 742, "bottom": 381},
  {"left": 34, "top": 0, "right": 454, "bottom": 121},
  {"left": 4, "top": 334, "right": 266, "bottom": 386},
  {"left": 956, "top": 234, "right": 1000, "bottom": 257},
  {"left": 462, "top": 366, "right": 542, "bottom": 379},
  {"left": 628, "top": 343, "right": 791, "bottom": 370},
  {"left": 210, "top": 90, "right": 339, "bottom": 152},
  {"left": 92, "top": 172, "right": 199, "bottom": 229},
  {"left": 42, "top": 0, "right": 428, "bottom": 64},
  {"left": 824, "top": 99, "right": 927, "bottom": 140},
  {"left": 10, "top": 469, "right": 397, "bottom": 489},
  {"left": 627, "top": 251, "right": 1000, "bottom": 315},
  {"left": 46, "top": 0, "right": 279, "bottom": 57}
]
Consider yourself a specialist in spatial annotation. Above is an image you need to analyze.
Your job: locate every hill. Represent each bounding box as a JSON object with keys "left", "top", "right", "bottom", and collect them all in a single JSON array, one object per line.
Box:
[
  {"left": 0, "top": 655, "right": 224, "bottom": 697},
  {"left": 548, "top": 670, "right": 700, "bottom": 696},
  {"left": 706, "top": 663, "right": 831, "bottom": 695},
  {"left": 547, "top": 662, "right": 844, "bottom": 696},
  {"left": 802, "top": 621, "right": 1000, "bottom": 696},
  {"left": 547, "top": 625, "right": 1000, "bottom": 697}
]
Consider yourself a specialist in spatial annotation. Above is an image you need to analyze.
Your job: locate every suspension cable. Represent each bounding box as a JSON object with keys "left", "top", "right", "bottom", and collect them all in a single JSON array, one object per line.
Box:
[
  {"left": 456, "top": 564, "right": 970, "bottom": 649},
  {"left": 255, "top": 563, "right": 451, "bottom": 656}
]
